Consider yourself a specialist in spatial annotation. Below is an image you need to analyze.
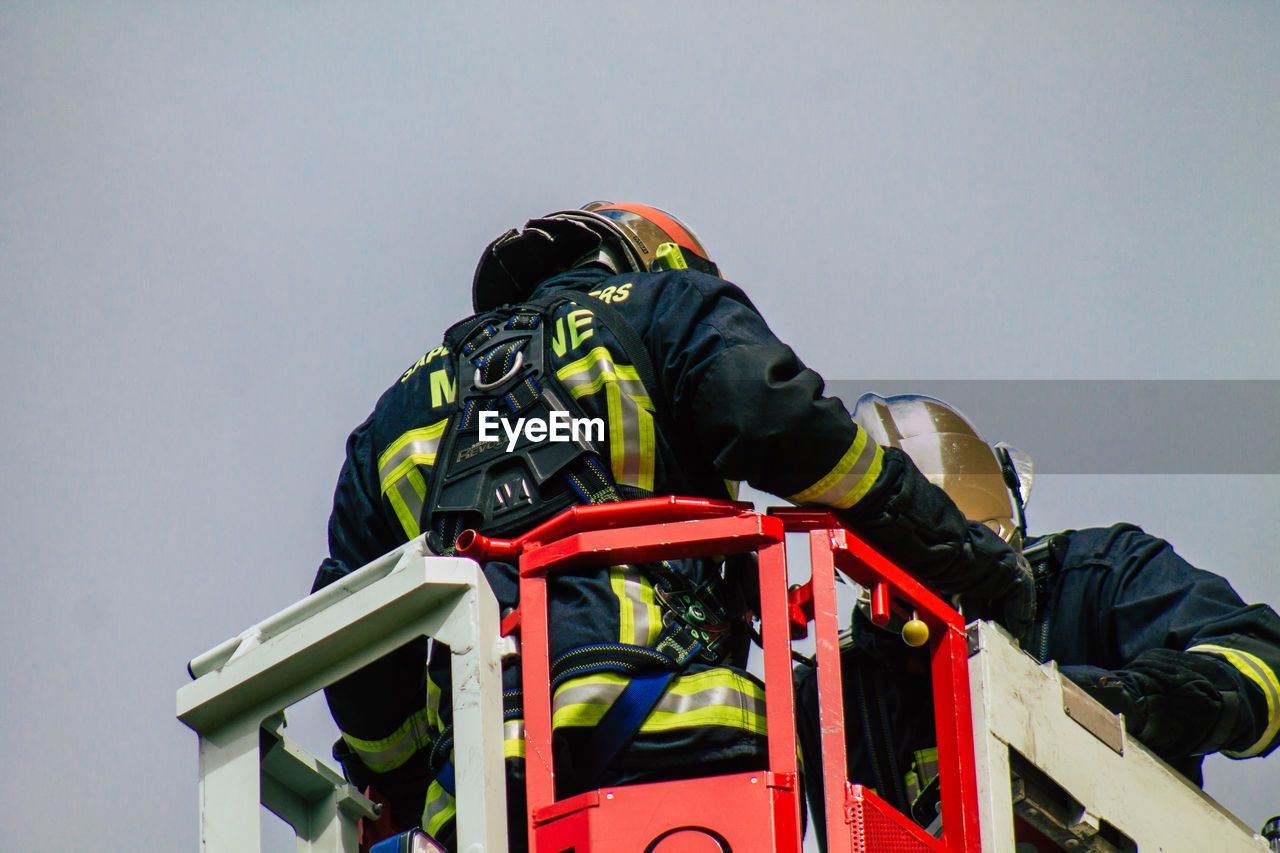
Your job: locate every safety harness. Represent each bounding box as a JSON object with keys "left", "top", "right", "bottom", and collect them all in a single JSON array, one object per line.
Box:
[{"left": 421, "top": 284, "right": 741, "bottom": 792}]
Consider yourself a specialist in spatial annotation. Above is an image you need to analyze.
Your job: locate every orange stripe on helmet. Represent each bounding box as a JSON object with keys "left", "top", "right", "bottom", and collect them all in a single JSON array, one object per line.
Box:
[{"left": 592, "top": 203, "right": 707, "bottom": 259}]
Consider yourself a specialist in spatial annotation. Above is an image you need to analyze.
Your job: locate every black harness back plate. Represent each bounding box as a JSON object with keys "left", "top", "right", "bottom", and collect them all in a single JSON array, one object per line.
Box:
[{"left": 424, "top": 299, "right": 615, "bottom": 550}]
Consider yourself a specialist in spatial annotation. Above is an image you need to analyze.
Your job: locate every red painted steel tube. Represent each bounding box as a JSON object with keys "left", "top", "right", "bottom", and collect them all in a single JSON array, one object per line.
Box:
[
  {"left": 829, "top": 527, "right": 960, "bottom": 633},
  {"left": 807, "top": 527, "right": 853, "bottom": 853},
  {"left": 456, "top": 496, "right": 752, "bottom": 563},
  {"left": 518, "top": 570, "right": 556, "bottom": 846},
  {"left": 454, "top": 528, "right": 521, "bottom": 562},
  {"left": 787, "top": 580, "right": 814, "bottom": 640},
  {"left": 512, "top": 500, "right": 982, "bottom": 852},
  {"left": 931, "top": 626, "right": 982, "bottom": 852},
  {"left": 870, "top": 581, "right": 892, "bottom": 626},
  {"left": 518, "top": 495, "right": 751, "bottom": 545},
  {"left": 522, "top": 515, "right": 783, "bottom": 576},
  {"left": 757, "top": 539, "right": 800, "bottom": 781}
]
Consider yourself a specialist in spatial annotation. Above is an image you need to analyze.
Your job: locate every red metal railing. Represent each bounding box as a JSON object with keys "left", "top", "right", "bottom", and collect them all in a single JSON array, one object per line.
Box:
[
  {"left": 451, "top": 498, "right": 982, "bottom": 853},
  {"left": 772, "top": 509, "right": 980, "bottom": 853}
]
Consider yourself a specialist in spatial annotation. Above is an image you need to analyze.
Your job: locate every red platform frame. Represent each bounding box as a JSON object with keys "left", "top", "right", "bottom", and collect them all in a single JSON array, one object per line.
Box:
[
  {"left": 462, "top": 497, "right": 802, "bottom": 852},
  {"left": 771, "top": 509, "right": 981, "bottom": 853},
  {"left": 451, "top": 498, "right": 983, "bottom": 853}
]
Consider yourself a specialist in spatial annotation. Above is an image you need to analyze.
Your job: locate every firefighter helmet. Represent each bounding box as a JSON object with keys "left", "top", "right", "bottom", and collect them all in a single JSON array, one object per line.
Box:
[
  {"left": 472, "top": 201, "right": 720, "bottom": 311},
  {"left": 851, "top": 393, "right": 1032, "bottom": 550}
]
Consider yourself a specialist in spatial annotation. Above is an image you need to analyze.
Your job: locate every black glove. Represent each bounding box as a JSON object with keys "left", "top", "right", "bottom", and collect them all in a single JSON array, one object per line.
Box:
[
  {"left": 996, "top": 551, "right": 1037, "bottom": 640},
  {"left": 1061, "top": 649, "right": 1243, "bottom": 759},
  {"left": 959, "top": 548, "right": 1037, "bottom": 641}
]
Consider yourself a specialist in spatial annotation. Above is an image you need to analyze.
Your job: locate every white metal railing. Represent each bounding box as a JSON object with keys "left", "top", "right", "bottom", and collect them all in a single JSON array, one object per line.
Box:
[
  {"left": 967, "top": 620, "right": 1268, "bottom": 852},
  {"left": 177, "top": 537, "right": 508, "bottom": 853}
]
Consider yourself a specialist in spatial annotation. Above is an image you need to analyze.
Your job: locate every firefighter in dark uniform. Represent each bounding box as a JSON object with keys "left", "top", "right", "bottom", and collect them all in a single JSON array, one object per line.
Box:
[
  {"left": 312, "top": 206, "right": 1036, "bottom": 850},
  {"left": 794, "top": 394, "right": 1280, "bottom": 847}
]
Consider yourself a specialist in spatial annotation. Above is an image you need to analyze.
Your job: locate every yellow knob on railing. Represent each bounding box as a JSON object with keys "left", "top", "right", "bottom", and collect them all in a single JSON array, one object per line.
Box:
[{"left": 902, "top": 618, "right": 929, "bottom": 647}]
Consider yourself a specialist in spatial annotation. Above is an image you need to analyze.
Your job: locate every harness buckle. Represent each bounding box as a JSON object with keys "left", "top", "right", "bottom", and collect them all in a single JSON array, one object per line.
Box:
[{"left": 473, "top": 349, "right": 524, "bottom": 391}]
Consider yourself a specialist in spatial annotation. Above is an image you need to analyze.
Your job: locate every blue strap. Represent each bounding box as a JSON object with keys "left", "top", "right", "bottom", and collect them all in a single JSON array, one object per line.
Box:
[
  {"left": 435, "top": 759, "right": 456, "bottom": 797},
  {"left": 369, "top": 832, "right": 413, "bottom": 853},
  {"left": 576, "top": 669, "right": 675, "bottom": 786}
]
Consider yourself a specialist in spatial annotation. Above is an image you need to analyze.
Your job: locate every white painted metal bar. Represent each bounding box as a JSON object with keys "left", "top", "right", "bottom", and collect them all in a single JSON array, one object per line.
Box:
[
  {"left": 258, "top": 714, "right": 380, "bottom": 853},
  {"left": 177, "top": 538, "right": 508, "bottom": 853},
  {"left": 187, "top": 539, "right": 423, "bottom": 679},
  {"left": 967, "top": 619, "right": 1268, "bottom": 852}
]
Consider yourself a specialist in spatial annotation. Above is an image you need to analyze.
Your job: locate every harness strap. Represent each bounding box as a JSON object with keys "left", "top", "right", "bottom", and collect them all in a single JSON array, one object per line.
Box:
[
  {"left": 428, "top": 689, "right": 524, "bottom": 797},
  {"left": 577, "top": 669, "right": 676, "bottom": 788},
  {"left": 550, "top": 642, "right": 683, "bottom": 685}
]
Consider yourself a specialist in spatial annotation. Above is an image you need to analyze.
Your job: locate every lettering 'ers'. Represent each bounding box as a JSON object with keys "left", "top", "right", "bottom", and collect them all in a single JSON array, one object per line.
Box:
[{"left": 478, "top": 410, "right": 605, "bottom": 452}]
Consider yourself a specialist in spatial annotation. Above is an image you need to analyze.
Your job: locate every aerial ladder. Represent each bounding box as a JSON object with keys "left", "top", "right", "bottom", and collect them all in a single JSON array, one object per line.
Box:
[{"left": 177, "top": 498, "right": 1272, "bottom": 852}]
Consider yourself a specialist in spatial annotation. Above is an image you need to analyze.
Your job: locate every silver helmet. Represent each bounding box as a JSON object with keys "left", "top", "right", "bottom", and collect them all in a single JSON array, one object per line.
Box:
[{"left": 851, "top": 393, "right": 1032, "bottom": 550}]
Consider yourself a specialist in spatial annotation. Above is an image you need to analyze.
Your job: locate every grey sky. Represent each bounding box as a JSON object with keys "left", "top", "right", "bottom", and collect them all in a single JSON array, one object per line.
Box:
[{"left": 2, "top": 3, "right": 1277, "bottom": 851}]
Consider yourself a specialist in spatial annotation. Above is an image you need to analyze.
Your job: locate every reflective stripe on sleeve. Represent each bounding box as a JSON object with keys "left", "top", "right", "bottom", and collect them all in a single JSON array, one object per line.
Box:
[
  {"left": 556, "top": 346, "right": 655, "bottom": 492},
  {"left": 786, "top": 429, "right": 883, "bottom": 509},
  {"left": 1188, "top": 643, "right": 1280, "bottom": 758},
  {"left": 609, "top": 566, "right": 661, "bottom": 648},
  {"left": 340, "top": 704, "right": 436, "bottom": 774},
  {"left": 426, "top": 673, "right": 442, "bottom": 730},
  {"left": 378, "top": 420, "right": 448, "bottom": 538},
  {"left": 422, "top": 779, "right": 456, "bottom": 838},
  {"left": 551, "top": 668, "right": 767, "bottom": 735},
  {"left": 504, "top": 719, "right": 526, "bottom": 760}
]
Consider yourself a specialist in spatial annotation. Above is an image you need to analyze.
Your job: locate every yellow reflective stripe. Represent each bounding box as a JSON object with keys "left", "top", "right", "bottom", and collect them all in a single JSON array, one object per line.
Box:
[
  {"left": 558, "top": 347, "right": 645, "bottom": 399},
  {"left": 913, "top": 746, "right": 939, "bottom": 777},
  {"left": 340, "top": 704, "right": 435, "bottom": 774},
  {"left": 645, "top": 668, "right": 767, "bottom": 734},
  {"left": 505, "top": 719, "right": 526, "bottom": 760},
  {"left": 385, "top": 467, "right": 427, "bottom": 540},
  {"left": 552, "top": 673, "right": 622, "bottom": 728},
  {"left": 609, "top": 566, "right": 660, "bottom": 647},
  {"left": 904, "top": 770, "right": 920, "bottom": 803},
  {"left": 378, "top": 420, "right": 448, "bottom": 539},
  {"left": 636, "top": 397, "right": 656, "bottom": 489},
  {"left": 1189, "top": 643, "right": 1280, "bottom": 757},
  {"left": 419, "top": 726, "right": 520, "bottom": 834},
  {"left": 423, "top": 780, "right": 456, "bottom": 837},
  {"left": 551, "top": 669, "right": 767, "bottom": 735},
  {"left": 787, "top": 430, "right": 884, "bottom": 509},
  {"left": 426, "top": 673, "right": 442, "bottom": 730},
  {"left": 378, "top": 421, "right": 448, "bottom": 486},
  {"left": 607, "top": 381, "right": 627, "bottom": 479},
  {"left": 556, "top": 347, "right": 656, "bottom": 491}
]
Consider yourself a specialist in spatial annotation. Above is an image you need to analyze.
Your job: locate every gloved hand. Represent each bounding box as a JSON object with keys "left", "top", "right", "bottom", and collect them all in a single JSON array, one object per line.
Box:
[
  {"left": 962, "top": 550, "right": 1037, "bottom": 641},
  {"left": 1060, "top": 649, "right": 1234, "bottom": 759},
  {"left": 997, "top": 551, "right": 1037, "bottom": 640}
]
